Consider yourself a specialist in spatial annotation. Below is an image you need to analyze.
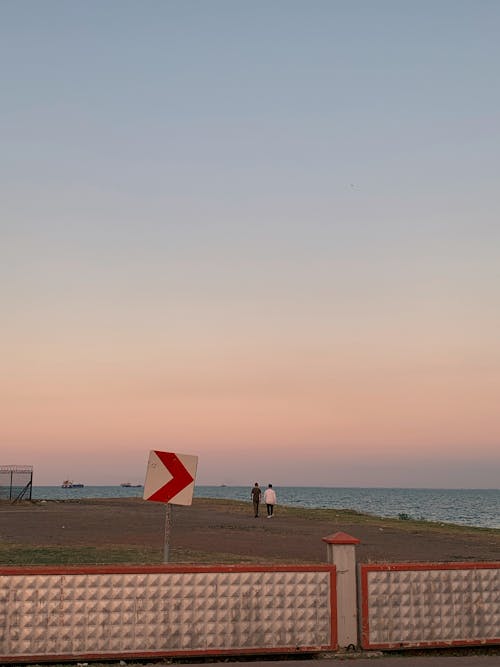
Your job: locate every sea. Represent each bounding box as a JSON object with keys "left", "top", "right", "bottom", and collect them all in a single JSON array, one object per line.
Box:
[{"left": 28, "top": 485, "right": 500, "bottom": 530}]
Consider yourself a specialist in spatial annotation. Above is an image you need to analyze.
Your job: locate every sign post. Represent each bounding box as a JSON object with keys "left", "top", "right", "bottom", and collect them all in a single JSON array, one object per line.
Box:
[
  {"left": 143, "top": 450, "right": 198, "bottom": 563},
  {"left": 164, "top": 504, "right": 172, "bottom": 562}
]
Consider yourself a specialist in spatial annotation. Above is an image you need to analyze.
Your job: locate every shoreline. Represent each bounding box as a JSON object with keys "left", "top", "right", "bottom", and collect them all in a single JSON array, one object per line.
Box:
[
  {"left": 22, "top": 495, "right": 500, "bottom": 533},
  {"left": 23, "top": 485, "right": 500, "bottom": 530}
]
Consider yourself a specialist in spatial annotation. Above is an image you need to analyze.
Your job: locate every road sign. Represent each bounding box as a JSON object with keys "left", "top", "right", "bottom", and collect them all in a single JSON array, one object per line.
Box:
[{"left": 143, "top": 450, "right": 198, "bottom": 506}]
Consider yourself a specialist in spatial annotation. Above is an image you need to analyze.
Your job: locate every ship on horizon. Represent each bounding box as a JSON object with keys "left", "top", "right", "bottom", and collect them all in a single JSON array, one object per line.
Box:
[{"left": 61, "top": 480, "right": 84, "bottom": 488}]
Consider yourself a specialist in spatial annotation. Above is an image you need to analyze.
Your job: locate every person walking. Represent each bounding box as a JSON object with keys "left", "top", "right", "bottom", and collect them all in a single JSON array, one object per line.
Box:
[
  {"left": 263, "top": 483, "right": 277, "bottom": 517},
  {"left": 251, "top": 482, "right": 261, "bottom": 517}
]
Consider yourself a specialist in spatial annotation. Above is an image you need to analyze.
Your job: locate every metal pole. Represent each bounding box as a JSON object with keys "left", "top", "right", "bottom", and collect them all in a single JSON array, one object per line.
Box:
[{"left": 164, "top": 503, "right": 172, "bottom": 562}]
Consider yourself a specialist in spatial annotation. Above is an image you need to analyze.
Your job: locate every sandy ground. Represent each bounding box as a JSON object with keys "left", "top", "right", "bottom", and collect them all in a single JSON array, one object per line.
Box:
[{"left": 1, "top": 497, "right": 499, "bottom": 564}]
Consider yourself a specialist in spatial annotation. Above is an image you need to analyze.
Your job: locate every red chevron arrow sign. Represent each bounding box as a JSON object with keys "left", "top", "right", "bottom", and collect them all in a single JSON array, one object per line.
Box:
[{"left": 143, "top": 450, "right": 198, "bottom": 505}]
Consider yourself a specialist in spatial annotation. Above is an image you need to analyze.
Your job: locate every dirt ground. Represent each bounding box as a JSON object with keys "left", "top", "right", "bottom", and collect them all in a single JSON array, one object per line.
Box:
[{"left": 1, "top": 497, "right": 499, "bottom": 564}]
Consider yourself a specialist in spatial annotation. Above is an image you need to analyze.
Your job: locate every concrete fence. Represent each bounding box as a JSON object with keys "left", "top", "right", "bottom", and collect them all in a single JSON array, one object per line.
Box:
[
  {"left": 360, "top": 562, "right": 500, "bottom": 650},
  {"left": 0, "top": 563, "right": 337, "bottom": 663},
  {"left": 324, "top": 533, "right": 500, "bottom": 651},
  {"left": 1, "top": 533, "right": 499, "bottom": 662}
]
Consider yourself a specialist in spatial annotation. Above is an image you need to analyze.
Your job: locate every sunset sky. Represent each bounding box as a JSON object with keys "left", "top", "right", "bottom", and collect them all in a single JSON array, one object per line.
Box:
[{"left": 2, "top": 1, "right": 499, "bottom": 488}]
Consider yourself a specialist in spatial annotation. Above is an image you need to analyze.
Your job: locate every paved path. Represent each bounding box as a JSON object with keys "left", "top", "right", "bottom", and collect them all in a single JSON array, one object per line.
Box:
[{"left": 183, "top": 656, "right": 500, "bottom": 667}]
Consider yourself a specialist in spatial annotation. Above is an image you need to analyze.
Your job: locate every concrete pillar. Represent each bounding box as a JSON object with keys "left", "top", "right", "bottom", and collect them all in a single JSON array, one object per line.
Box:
[{"left": 322, "top": 531, "right": 360, "bottom": 649}]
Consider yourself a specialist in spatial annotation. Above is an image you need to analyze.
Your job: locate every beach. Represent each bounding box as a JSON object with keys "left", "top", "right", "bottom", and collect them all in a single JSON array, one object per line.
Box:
[
  {"left": 29, "top": 485, "right": 500, "bottom": 529},
  {"left": 1, "top": 497, "right": 499, "bottom": 565}
]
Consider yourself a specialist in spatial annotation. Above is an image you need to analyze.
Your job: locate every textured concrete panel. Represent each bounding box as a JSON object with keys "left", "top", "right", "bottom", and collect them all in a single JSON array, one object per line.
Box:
[
  {"left": 0, "top": 565, "right": 334, "bottom": 660},
  {"left": 361, "top": 563, "right": 500, "bottom": 649}
]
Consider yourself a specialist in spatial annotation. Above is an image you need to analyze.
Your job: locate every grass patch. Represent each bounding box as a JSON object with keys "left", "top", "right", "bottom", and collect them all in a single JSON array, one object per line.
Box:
[
  {"left": 0, "top": 543, "right": 276, "bottom": 567},
  {"left": 0, "top": 544, "right": 163, "bottom": 566}
]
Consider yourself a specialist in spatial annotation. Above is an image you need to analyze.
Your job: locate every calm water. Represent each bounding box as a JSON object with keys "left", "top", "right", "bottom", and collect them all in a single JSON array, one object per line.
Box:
[{"left": 28, "top": 485, "right": 500, "bottom": 529}]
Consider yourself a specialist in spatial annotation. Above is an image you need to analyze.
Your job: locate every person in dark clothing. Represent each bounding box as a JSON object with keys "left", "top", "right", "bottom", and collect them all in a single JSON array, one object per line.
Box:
[{"left": 251, "top": 482, "right": 261, "bottom": 517}]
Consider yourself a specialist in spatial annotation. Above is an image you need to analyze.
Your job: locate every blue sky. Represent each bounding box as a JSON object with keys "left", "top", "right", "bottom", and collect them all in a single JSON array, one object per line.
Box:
[{"left": 2, "top": 1, "right": 499, "bottom": 487}]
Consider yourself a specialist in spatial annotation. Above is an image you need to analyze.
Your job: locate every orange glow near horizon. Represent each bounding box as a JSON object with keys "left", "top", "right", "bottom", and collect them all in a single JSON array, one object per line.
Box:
[{"left": 2, "top": 1, "right": 500, "bottom": 487}]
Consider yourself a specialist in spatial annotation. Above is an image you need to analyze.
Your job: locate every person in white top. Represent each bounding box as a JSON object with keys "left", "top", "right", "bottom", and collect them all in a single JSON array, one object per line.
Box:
[{"left": 263, "top": 483, "right": 277, "bottom": 518}]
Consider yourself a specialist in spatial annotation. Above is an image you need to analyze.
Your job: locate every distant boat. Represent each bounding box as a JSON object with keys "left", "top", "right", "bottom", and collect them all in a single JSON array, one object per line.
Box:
[
  {"left": 61, "top": 480, "right": 84, "bottom": 488},
  {"left": 120, "top": 482, "right": 143, "bottom": 487}
]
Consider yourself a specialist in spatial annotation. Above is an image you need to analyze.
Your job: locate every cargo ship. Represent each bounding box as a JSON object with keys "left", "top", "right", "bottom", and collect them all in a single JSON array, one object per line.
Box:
[{"left": 61, "top": 480, "right": 84, "bottom": 488}]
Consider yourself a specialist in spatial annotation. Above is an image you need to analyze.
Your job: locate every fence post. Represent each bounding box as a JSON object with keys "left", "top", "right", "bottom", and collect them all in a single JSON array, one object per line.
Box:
[{"left": 323, "top": 531, "right": 360, "bottom": 649}]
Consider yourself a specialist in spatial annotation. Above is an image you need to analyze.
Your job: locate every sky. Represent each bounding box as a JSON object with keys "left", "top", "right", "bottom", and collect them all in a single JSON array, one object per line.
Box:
[{"left": 1, "top": 1, "right": 499, "bottom": 488}]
